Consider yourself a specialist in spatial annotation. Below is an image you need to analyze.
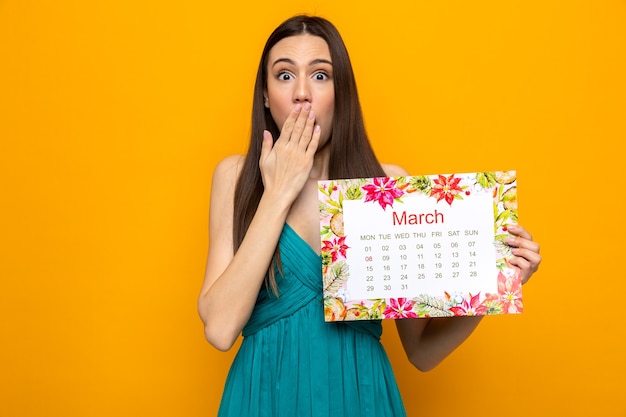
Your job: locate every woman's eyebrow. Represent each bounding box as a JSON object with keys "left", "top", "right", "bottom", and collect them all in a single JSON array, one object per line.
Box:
[
  {"left": 310, "top": 58, "right": 332, "bottom": 66},
  {"left": 271, "top": 58, "right": 333, "bottom": 68}
]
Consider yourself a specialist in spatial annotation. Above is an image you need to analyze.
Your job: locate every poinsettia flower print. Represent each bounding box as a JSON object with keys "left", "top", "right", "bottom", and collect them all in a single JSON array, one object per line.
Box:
[
  {"left": 383, "top": 298, "right": 418, "bottom": 319},
  {"left": 362, "top": 177, "right": 405, "bottom": 210},
  {"left": 430, "top": 174, "right": 464, "bottom": 205},
  {"left": 497, "top": 270, "right": 523, "bottom": 314},
  {"left": 321, "top": 236, "right": 349, "bottom": 262},
  {"left": 448, "top": 293, "right": 488, "bottom": 316}
]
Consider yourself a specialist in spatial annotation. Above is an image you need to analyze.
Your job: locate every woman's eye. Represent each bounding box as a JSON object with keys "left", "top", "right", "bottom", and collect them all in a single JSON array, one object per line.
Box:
[
  {"left": 314, "top": 72, "right": 329, "bottom": 80},
  {"left": 278, "top": 72, "right": 292, "bottom": 81}
]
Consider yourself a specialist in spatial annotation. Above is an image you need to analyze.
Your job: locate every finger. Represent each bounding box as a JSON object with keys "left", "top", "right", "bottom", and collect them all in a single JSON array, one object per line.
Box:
[
  {"left": 306, "top": 124, "right": 321, "bottom": 155},
  {"left": 259, "top": 130, "right": 274, "bottom": 162},
  {"left": 509, "top": 247, "right": 541, "bottom": 286},
  {"left": 506, "top": 224, "right": 532, "bottom": 241},
  {"left": 506, "top": 234, "right": 540, "bottom": 255},
  {"left": 279, "top": 104, "right": 303, "bottom": 143},
  {"left": 297, "top": 109, "right": 316, "bottom": 151},
  {"left": 289, "top": 103, "right": 311, "bottom": 142},
  {"left": 508, "top": 260, "right": 531, "bottom": 285},
  {"left": 505, "top": 224, "right": 540, "bottom": 254},
  {"left": 508, "top": 255, "right": 539, "bottom": 284},
  {"left": 510, "top": 247, "right": 541, "bottom": 270}
]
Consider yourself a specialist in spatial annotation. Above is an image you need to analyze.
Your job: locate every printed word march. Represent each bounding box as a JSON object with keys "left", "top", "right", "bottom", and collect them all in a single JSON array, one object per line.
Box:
[{"left": 391, "top": 210, "right": 445, "bottom": 226}]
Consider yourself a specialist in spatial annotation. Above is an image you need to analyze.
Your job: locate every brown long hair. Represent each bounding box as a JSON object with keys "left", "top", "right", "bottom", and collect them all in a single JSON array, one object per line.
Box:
[{"left": 233, "top": 15, "right": 386, "bottom": 292}]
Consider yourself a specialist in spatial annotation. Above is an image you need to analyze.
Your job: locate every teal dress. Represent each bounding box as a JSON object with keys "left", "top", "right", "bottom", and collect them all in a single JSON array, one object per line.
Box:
[{"left": 217, "top": 224, "right": 406, "bottom": 416}]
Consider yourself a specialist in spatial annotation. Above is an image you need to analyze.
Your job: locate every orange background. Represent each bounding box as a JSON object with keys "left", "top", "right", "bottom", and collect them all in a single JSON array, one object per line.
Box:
[{"left": 1, "top": 1, "right": 625, "bottom": 416}]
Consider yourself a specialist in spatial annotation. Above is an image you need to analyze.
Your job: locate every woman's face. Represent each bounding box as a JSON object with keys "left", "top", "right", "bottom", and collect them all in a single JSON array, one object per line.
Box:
[{"left": 265, "top": 34, "right": 335, "bottom": 147}]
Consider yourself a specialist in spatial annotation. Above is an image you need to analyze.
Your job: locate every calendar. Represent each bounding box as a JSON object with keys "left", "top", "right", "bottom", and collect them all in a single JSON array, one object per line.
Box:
[{"left": 318, "top": 171, "right": 522, "bottom": 321}]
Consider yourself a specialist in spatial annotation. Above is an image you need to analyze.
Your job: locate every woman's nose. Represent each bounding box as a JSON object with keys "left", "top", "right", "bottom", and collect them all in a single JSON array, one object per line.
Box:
[{"left": 293, "top": 79, "right": 311, "bottom": 103}]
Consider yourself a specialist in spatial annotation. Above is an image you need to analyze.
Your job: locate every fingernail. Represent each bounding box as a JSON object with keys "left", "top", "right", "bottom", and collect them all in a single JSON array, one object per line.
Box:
[
  {"left": 303, "top": 102, "right": 311, "bottom": 111},
  {"left": 314, "top": 124, "right": 321, "bottom": 133},
  {"left": 506, "top": 237, "right": 516, "bottom": 245},
  {"left": 308, "top": 110, "right": 315, "bottom": 120},
  {"left": 294, "top": 104, "right": 302, "bottom": 112}
]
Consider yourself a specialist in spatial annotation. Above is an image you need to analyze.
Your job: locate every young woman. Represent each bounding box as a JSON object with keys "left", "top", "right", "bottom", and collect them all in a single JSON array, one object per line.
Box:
[{"left": 198, "top": 14, "right": 541, "bottom": 416}]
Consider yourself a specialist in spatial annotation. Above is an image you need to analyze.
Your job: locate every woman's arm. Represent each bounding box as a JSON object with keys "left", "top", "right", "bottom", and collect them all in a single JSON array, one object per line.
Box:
[
  {"left": 198, "top": 104, "right": 320, "bottom": 351},
  {"left": 395, "top": 316, "right": 483, "bottom": 372}
]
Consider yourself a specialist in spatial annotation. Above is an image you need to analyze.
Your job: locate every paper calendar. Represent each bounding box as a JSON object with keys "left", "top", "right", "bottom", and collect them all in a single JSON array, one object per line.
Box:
[{"left": 318, "top": 171, "right": 522, "bottom": 321}]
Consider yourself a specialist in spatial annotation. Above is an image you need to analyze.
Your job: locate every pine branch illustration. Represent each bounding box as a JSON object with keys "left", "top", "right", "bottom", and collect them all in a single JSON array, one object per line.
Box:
[
  {"left": 323, "top": 261, "right": 349, "bottom": 296},
  {"left": 414, "top": 294, "right": 454, "bottom": 317}
]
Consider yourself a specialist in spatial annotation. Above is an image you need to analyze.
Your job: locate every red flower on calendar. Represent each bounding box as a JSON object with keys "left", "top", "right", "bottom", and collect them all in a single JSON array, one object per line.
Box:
[
  {"left": 321, "top": 236, "right": 349, "bottom": 262},
  {"left": 383, "top": 298, "right": 418, "bottom": 319},
  {"left": 430, "top": 174, "right": 464, "bottom": 205},
  {"left": 362, "top": 177, "right": 405, "bottom": 210},
  {"left": 485, "top": 270, "right": 523, "bottom": 314},
  {"left": 448, "top": 292, "right": 488, "bottom": 316}
]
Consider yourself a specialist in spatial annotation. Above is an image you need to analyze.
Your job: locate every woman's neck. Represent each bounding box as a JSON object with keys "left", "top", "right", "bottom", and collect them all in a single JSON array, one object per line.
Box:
[{"left": 309, "top": 141, "right": 331, "bottom": 180}]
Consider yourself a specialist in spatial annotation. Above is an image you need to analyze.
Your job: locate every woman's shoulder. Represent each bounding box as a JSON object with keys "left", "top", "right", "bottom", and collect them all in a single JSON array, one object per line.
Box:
[
  {"left": 381, "top": 163, "right": 409, "bottom": 177},
  {"left": 213, "top": 154, "right": 245, "bottom": 180},
  {"left": 210, "top": 155, "right": 246, "bottom": 199}
]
